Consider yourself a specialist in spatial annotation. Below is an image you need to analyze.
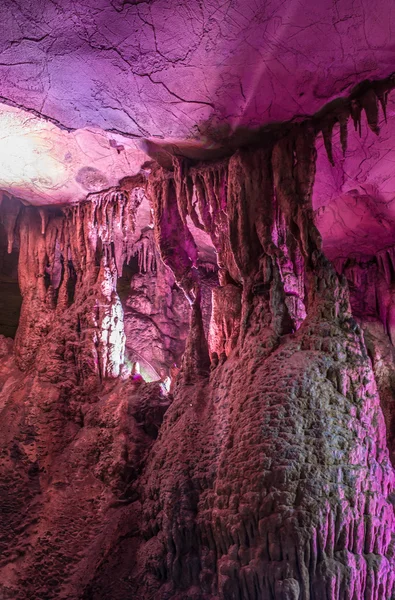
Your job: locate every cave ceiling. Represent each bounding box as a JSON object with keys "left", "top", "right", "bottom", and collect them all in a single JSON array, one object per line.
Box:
[{"left": 1, "top": 0, "right": 395, "bottom": 260}]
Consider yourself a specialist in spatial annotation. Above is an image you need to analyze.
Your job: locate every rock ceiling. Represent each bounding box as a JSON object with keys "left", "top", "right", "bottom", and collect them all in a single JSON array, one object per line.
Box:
[{"left": 1, "top": 0, "right": 395, "bottom": 260}]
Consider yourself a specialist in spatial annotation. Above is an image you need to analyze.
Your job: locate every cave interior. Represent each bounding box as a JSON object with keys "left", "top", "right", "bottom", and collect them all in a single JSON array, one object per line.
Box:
[{"left": 1, "top": 1, "right": 395, "bottom": 599}]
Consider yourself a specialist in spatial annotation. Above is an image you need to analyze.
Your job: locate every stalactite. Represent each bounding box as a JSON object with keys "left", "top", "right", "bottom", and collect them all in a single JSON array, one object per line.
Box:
[
  {"left": 148, "top": 166, "right": 199, "bottom": 303},
  {"left": 226, "top": 149, "right": 265, "bottom": 278},
  {"left": 38, "top": 207, "right": 48, "bottom": 235},
  {"left": 338, "top": 107, "right": 349, "bottom": 155},
  {"left": 350, "top": 97, "right": 363, "bottom": 137},
  {"left": 173, "top": 158, "right": 204, "bottom": 233},
  {"left": 321, "top": 115, "right": 337, "bottom": 166},
  {"left": 0, "top": 193, "right": 22, "bottom": 253},
  {"left": 272, "top": 123, "right": 320, "bottom": 263},
  {"left": 373, "top": 79, "right": 390, "bottom": 123},
  {"left": 172, "top": 156, "right": 189, "bottom": 225},
  {"left": 294, "top": 122, "right": 322, "bottom": 258},
  {"left": 7, "top": 184, "right": 146, "bottom": 382},
  {"left": 359, "top": 88, "right": 380, "bottom": 135},
  {"left": 317, "top": 78, "right": 395, "bottom": 168},
  {"left": 132, "top": 228, "right": 157, "bottom": 274},
  {"left": 147, "top": 132, "right": 317, "bottom": 355},
  {"left": 190, "top": 162, "right": 240, "bottom": 282},
  {"left": 64, "top": 186, "right": 144, "bottom": 277},
  {"left": 318, "top": 103, "right": 350, "bottom": 163},
  {"left": 60, "top": 186, "right": 145, "bottom": 381}
]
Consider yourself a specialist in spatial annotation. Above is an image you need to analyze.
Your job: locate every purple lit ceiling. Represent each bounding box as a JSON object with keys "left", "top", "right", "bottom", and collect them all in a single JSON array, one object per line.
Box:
[
  {"left": 1, "top": 0, "right": 395, "bottom": 259},
  {"left": 1, "top": 0, "right": 393, "bottom": 136}
]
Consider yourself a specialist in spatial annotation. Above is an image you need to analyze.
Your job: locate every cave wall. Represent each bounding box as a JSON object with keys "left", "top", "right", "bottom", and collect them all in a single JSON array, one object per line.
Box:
[
  {"left": 335, "top": 251, "right": 395, "bottom": 470},
  {"left": 0, "top": 80, "right": 394, "bottom": 600}
]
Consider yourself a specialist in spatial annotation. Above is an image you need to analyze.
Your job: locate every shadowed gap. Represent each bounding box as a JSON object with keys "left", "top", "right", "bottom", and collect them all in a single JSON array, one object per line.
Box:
[{"left": 0, "top": 223, "right": 22, "bottom": 338}]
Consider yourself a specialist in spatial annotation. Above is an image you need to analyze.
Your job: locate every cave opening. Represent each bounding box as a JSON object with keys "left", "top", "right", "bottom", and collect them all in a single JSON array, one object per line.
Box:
[
  {"left": 0, "top": 222, "right": 22, "bottom": 338},
  {"left": 115, "top": 236, "right": 219, "bottom": 384}
]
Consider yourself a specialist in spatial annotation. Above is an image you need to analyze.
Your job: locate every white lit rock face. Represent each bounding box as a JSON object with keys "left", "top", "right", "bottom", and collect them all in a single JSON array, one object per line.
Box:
[
  {"left": 1, "top": 3, "right": 395, "bottom": 600},
  {"left": 0, "top": 106, "right": 146, "bottom": 204}
]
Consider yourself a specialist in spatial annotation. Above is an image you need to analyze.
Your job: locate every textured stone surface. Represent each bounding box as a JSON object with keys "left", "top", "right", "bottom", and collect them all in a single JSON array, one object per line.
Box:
[
  {"left": 0, "top": 107, "right": 147, "bottom": 204},
  {"left": 1, "top": 6, "right": 395, "bottom": 597},
  {"left": 0, "top": 336, "right": 169, "bottom": 600},
  {"left": 1, "top": 103, "right": 395, "bottom": 596},
  {"left": 134, "top": 266, "right": 395, "bottom": 599},
  {"left": 127, "top": 131, "right": 395, "bottom": 599},
  {"left": 2, "top": 0, "right": 394, "bottom": 137}
]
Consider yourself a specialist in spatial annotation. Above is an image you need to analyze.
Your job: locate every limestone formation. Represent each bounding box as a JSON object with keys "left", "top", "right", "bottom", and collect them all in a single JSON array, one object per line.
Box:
[
  {"left": 1, "top": 87, "right": 395, "bottom": 598},
  {"left": 0, "top": 3, "right": 395, "bottom": 599}
]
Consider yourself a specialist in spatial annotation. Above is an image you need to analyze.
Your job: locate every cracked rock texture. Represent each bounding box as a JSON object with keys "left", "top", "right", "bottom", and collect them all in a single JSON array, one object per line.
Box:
[
  {"left": 2, "top": 0, "right": 395, "bottom": 210},
  {"left": 1, "top": 0, "right": 394, "bottom": 136}
]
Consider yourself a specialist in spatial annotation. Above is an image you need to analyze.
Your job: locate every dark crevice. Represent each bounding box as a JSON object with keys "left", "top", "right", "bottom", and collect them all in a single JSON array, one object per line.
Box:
[
  {"left": 0, "top": 223, "right": 22, "bottom": 338},
  {"left": 116, "top": 256, "right": 140, "bottom": 304},
  {"left": 66, "top": 261, "right": 77, "bottom": 307}
]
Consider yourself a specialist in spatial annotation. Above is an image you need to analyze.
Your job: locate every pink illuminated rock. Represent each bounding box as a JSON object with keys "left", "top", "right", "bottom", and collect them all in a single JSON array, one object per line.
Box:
[
  {"left": 0, "top": 3, "right": 395, "bottom": 599},
  {"left": 0, "top": 0, "right": 395, "bottom": 214},
  {"left": 129, "top": 137, "right": 395, "bottom": 599},
  {"left": 315, "top": 92, "right": 395, "bottom": 261},
  {"left": 1, "top": 0, "right": 394, "bottom": 138},
  {"left": 0, "top": 122, "right": 395, "bottom": 598}
]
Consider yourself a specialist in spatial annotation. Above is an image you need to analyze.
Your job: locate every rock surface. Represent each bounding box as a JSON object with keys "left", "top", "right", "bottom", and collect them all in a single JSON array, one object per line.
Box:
[
  {"left": 1, "top": 0, "right": 395, "bottom": 216},
  {"left": 0, "top": 335, "right": 169, "bottom": 600},
  {"left": 2, "top": 10, "right": 395, "bottom": 596},
  {"left": 0, "top": 96, "right": 395, "bottom": 599}
]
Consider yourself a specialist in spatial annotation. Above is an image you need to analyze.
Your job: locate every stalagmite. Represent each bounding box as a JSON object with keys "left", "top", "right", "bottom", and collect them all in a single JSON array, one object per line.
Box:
[
  {"left": 180, "top": 287, "right": 211, "bottom": 382},
  {"left": 132, "top": 118, "right": 395, "bottom": 600}
]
